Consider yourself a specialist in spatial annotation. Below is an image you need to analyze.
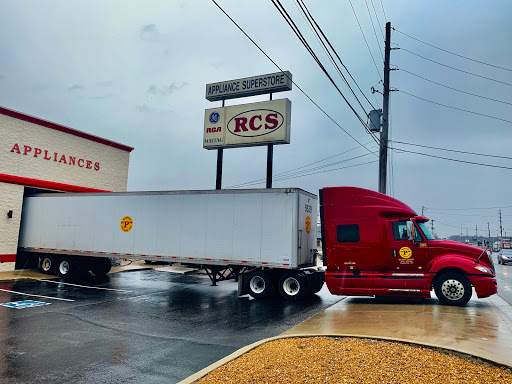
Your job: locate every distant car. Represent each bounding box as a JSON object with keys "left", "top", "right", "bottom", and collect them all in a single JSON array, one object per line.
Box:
[{"left": 498, "top": 249, "right": 512, "bottom": 265}]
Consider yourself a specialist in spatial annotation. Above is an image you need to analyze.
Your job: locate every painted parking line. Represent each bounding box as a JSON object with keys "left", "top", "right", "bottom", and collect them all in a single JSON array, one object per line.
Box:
[
  {"left": 35, "top": 279, "right": 133, "bottom": 293},
  {"left": 0, "top": 288, "right": 75, "bottom": 302}
]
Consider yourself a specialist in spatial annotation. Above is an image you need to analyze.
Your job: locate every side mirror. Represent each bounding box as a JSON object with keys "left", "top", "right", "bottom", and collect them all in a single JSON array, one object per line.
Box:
[{"left": 406, "top": 221, "right": 415, "bottom": 241}]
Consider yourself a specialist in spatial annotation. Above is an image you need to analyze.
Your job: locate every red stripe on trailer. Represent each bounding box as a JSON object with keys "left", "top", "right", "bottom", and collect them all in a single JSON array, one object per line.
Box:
[
  {"left": 262, "top": 262, "right": 268, "bottom": 265},
  {"left": 86, "top": 251, "right": 91, "bottom": 253},
  {"left": 141, "top": 254, "right": 146, "bottom": 257},
  {"left": 99, "top": 252, "right": 104, "bottom": 254},
  {"left": 51, "top": 249, "right": 55, "bottom": 251},
  {"left": 62, "top": 249, "right": 67, "bottom": 252},
  {"left": 112, "top": 253, "right": 118, "bottom": 255},
  {"left": 205, "top": 258, "right": 211, "bottom": 261},
  {"left": 283, "top": 263, "right": 290, "bottom": 266},
  {"left": 242, "top": 261, "right": 248, "bottom": 263},
  {"left": 172, "top": 256, "right": 177, "bottom": 259},
  {"left": 222, "top": 260, "right": 229, "bottom": 262},
  {"left": 126, "top": 254, "right": 132, "bottom": 256},
  {"left": 188, "top": 258, "right": 194, "bottom": 260},
  {"left": 156, "top": 255, "right": 162, "bottom": 258}
]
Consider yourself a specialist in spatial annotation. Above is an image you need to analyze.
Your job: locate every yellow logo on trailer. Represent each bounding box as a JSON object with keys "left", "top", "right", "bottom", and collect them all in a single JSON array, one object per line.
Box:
[
  {"left": 305, "top": 215, "right": 311, "bottom": 234},
  {"left": 399, "top": 247, "right": 412, "bottom": 259},
  {"left": 120, "top": 216, "right": 133, "bottom": 232}
]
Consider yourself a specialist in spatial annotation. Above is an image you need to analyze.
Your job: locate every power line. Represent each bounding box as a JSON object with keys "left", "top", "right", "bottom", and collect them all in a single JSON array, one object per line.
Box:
[
  {"left": 293, "top": 0, "right": 376, "bottom": 113},
  {"left": 398, "top": 90, "right": 512, "bottom": 125},
  {"left": 296, "top": 0, "right": 377, "bottom": 111},
  {"left": 427, "top": 205, "right": 512, "bottom": 211},
  {"left": 228, "top": 146, "right": 375, "bottom": 188},
  {"left": 210, "top": 0, "right": 375, "bottom": 155},
  {"left": 393, "top": 28, "right": 512, "bottom": 72},
  {"left": 370, "top": 0, "right": 385, "bottom": 39},
  {"left": 232, "top": 159, "right": 378, "bottom": 188},
  {"left": 347, "top": 0, "right": 383, "bottom": 81},
  {"left": 271, "top": 0, "right": 375, "bottom": 138},
  {"left": 391, "top": 141, "right": 512, "bottom": 161},
  {"left": 364, "top": 0, "right": 384, "bottom": 60},
  {"left": 398, "top": 68, "right": 512, "bottom": 106},
  {"left": 400, "top": 48, "right": 512, "bottom": 88},
  {"left": 390, "top": 146, "right": 512, "bottom": 170},
  {"left": 379, "top": 0, "right": 387, "bottom": 22}
]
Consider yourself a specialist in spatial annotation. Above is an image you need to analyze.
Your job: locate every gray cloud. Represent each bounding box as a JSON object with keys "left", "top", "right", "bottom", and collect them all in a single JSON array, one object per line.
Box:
[
  {"left": 147, "top": 82, "right": 187, "bottom": 96},
  {"left": 68, "top": 84, "right": 84, "bottom": 92},
  {"left": 96, "top": 81, "right": 112, "bottom": 87},
  {"left": 140, "top": 24, "right": 159, "bottom": 41}
]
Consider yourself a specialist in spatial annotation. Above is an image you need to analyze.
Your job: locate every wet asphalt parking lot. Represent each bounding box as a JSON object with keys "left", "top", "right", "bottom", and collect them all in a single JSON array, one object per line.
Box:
[{"left": 0, "top": 268, "right": 342, "bottom": 384}]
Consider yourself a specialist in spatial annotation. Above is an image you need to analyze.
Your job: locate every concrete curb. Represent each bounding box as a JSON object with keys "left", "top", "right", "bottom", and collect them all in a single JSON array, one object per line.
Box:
[{"left": 179, "top": 298, "right": 512, "bottom": 384}]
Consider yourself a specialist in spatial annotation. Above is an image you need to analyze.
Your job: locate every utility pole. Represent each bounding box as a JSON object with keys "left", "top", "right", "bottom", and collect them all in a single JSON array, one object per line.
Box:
[
  {"left": 431, "top": 220, "right": 434, "bottom": 233},
  {"left": 475, "top": 225, "right": 478, "bottom": 239},
  {"left": 488, "top": 222, "right": 491, "bottom": 244},
  {"left": 421, "top": 206, "right": 425, "bottom": 215},
  {"left": 499, "top": 209, "right": 504, "bottom": 245},
  {"left": 378, "top": 22, "right": 391, "bottom": 194}
]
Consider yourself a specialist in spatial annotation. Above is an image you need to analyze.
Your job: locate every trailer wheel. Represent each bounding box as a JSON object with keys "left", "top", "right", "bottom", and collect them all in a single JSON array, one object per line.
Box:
[
  {"left": 434, "top": 272, "right": 472, "bottom": 306},
  {"left": 91, "top": 258, "right": 112, "bottom": 276},
  {"left": 278, "top": 272, "right": 308, "bottom": 301},
  {"left": 246, "top": 270, "right": 273, "bottom": 299},
  {"left": 38, "top": 255, "right": 56, "bottom": 274},
  {"left": 57, "top": 257, "right": 80, "bottom": 278}
]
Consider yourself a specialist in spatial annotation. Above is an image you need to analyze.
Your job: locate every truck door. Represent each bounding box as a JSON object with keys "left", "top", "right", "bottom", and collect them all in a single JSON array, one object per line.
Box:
[{"left": 389, "top": 220, "right": 429, "bottom": 270}]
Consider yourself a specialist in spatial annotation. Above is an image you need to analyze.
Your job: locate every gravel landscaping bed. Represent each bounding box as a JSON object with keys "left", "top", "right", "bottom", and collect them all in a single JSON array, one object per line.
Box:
[{"left": 196, "top": 337, "right": 512, "bottom": 383}]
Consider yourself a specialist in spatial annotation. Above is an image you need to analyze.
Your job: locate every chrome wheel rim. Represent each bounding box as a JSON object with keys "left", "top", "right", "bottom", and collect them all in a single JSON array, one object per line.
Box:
[
  {"left": 441, "top": 279, "right": 465, "bottom": 301},
  {"left": 59, "top": 261, "right": 70, "bottom": 275},
  {"left": 42, "top": 258, "right": 52, "bottom": 272},
  {"left": 249, "top": 276, "right": 266, "bottom": 294},
  {"left": 283, "top": 277, "right": 300, "bottom": 296}
]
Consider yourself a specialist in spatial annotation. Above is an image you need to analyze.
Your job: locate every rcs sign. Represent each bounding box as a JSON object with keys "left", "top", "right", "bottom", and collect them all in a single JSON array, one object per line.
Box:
[{"left": 203, "top": 99, "right": 291, "bottom": 149}]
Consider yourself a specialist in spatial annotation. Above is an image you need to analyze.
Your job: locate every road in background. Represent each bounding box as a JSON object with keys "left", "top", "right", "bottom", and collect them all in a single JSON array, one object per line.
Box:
[
  {"left": 493, "top": 253, "right": 512, "bottom": 305},
  {"left": 0, "top": 269, "right": 341, "bottom": 384}
]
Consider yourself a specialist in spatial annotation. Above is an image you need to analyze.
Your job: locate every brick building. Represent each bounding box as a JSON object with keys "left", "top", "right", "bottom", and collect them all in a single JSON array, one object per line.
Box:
[{"left": 0, "top": 106, "right": 133, "bottom": 270}]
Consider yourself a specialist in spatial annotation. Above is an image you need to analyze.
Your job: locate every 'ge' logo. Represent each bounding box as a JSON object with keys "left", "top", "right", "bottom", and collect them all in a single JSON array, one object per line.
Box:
[
  {"left": 209, "top": 112, "right": 220, "bottom": 124},
  {"left": 120, "top": 216, "right": 133, "bottom": 232}
]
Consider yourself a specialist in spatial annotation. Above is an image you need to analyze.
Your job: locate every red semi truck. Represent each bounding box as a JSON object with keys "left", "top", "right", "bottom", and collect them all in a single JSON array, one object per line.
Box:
[
  {"left": 320, "top": 187, "right": 497, "bottom": 306},
  {"left": 18, "top": 186, "right": 497, "bottom": 306}
]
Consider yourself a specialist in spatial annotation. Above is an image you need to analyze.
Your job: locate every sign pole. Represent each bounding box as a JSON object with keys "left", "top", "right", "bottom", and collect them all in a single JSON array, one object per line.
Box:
[
  {"left": 216, "top": 98, "right": 225, "bottom": 190},
  {"left": 266, "top": 93, "right": 273, "bottom": 189}
]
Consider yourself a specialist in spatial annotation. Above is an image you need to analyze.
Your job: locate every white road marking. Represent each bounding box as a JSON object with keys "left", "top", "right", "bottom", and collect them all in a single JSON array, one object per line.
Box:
[
  {"left": 35, "top": 279, "right": 133, "bottom": 293},
  {"left": 0, "top": 288, "right": 75, "bottom": 302}
]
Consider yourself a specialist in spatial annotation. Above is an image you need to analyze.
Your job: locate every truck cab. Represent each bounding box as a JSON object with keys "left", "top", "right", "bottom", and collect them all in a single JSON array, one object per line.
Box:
[{"left": 320, "top": 187, "right": 497, "bottom": 306}]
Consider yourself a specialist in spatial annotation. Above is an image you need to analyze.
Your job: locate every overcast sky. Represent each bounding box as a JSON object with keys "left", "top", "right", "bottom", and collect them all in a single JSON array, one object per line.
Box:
[{"left": 1, "top": 0, "right": 511, "bottom": 238}]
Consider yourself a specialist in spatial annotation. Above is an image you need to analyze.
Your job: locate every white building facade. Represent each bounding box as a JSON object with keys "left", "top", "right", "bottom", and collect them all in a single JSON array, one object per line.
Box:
[{"left": 0, "top": 106, "right": 133, "bottom": 270}]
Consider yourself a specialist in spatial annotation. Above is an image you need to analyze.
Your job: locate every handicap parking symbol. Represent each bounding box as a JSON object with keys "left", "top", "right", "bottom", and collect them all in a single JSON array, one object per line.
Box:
[{"left": 1, "top": 300, "right": 51, "bottom": 309}]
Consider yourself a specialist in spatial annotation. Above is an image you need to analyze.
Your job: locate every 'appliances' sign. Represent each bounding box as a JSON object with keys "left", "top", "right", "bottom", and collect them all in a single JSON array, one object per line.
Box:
[
  {"left": 9, "top": 143, "right": 100, "bottom": 171},
  {"left": 203, "top": 99, "right": 291, "bottom": 149},
  {"left": 205, "top": 71, "right": 292, "bottom": 102}
]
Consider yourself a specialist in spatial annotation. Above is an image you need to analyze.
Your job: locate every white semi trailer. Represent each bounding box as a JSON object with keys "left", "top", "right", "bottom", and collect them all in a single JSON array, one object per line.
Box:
[{"left": 18, "top": 188, "right": 324, "bottom": 300}]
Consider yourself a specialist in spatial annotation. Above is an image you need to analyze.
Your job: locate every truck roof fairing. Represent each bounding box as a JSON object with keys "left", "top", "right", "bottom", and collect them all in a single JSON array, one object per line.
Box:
[{"left": 321, "top": 186, "right": 417, "bottom": 219}]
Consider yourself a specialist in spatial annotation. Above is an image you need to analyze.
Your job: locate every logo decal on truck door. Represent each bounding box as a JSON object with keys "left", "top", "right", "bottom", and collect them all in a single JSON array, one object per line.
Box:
[
  {"left": 305, "top": 216, "right": 311, "bottom": 234},
  {"left": 399, "top": 247, "right": 412, "bottom": 258},
  {"left": 120, "top": 216, "right": 133, "bottom": 232}
]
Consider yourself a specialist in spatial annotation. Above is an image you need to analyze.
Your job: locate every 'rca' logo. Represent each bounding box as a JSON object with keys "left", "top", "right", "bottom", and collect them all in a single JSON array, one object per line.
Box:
[
  {"left": 227, "top": 109, "right": 284, "bottom": 137},
  {"left": 120, "top": 216, "right": 133, "bottom": 232}
]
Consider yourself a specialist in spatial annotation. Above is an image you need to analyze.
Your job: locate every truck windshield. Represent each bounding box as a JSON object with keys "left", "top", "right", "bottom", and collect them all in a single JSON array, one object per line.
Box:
[{"left": 417, "top": 222, "right": 435, "bottom": 240}]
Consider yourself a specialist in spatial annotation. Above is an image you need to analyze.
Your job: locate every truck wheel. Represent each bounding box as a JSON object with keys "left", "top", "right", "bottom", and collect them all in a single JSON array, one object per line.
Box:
[
  {"left": 246, "top": 270, "right": 273, "bottom": 299},
  {"left": 39, "top": 255, "right": 56, "bottom": 274},
  {"left": 57, "top": 257, "right": 79, "bottom": 278},
  {"left": 278, "top": 272, "right": 308, "bottom": 301},
  {"left": 434, "top": 272, "right": 472, "bottom": 306},
  {"left": 91, "top": 258, "right": 112, "bottom": 276}
]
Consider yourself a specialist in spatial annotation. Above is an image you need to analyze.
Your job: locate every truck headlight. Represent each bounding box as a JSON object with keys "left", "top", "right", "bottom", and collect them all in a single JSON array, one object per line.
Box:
[{"left": 475, "top": 266, "right": 493, "bottom": 274}]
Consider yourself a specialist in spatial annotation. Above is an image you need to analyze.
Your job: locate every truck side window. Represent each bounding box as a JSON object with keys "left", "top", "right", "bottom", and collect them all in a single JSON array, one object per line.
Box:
[
  {"left": 337, "top": 224, "right": 360, "bottom": 243},
  {"left": 392, "top": 222, "right": 409, "bottom": 240}
]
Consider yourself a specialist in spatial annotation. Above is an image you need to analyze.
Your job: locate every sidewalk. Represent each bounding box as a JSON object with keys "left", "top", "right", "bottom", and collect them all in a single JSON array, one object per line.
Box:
[{"left": 182, "top": 293, "right": 512, "bottom": 383}]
